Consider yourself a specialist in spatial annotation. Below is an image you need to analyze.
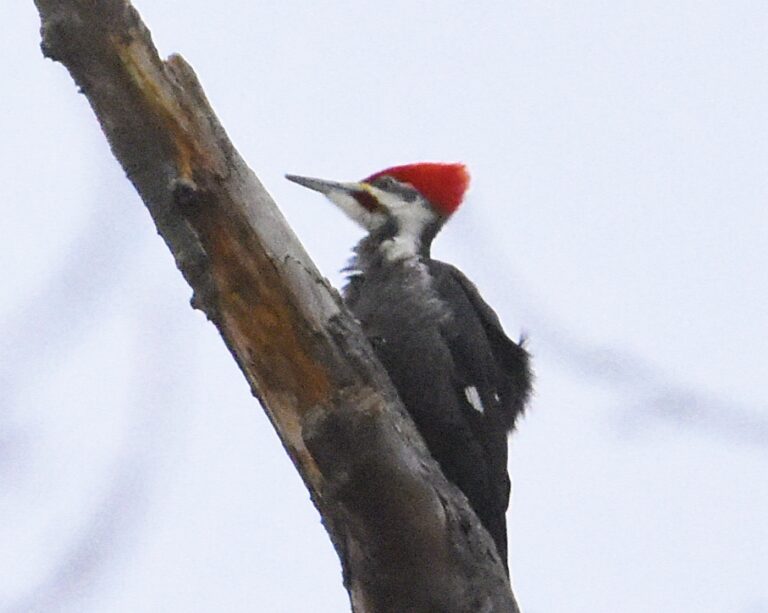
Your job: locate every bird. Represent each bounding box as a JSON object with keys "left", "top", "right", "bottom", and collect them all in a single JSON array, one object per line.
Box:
[{"left": 286, "top": 162, "right": 532, "bottom": 572}]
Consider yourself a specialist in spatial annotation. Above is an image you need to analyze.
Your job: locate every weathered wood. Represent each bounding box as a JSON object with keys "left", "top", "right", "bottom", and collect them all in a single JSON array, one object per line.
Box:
[{"left": 33, "top": 1, "right": 518, "bottom": 610}]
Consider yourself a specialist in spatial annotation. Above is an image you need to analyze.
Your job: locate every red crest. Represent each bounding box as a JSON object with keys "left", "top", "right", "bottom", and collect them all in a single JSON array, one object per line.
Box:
[{"left": 364, "top": 162, "right": 470, "bottom": 216}]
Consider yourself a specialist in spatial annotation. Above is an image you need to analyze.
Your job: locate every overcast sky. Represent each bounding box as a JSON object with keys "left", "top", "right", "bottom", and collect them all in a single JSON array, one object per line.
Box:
[{"left": 2, "top": 2, "right": 767, "bottom": 612}]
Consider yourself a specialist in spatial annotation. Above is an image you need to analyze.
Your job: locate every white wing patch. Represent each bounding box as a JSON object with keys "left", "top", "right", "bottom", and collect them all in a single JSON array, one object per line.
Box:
[{"left": 464, "top": 385, "right": 485, "bottom": 414}]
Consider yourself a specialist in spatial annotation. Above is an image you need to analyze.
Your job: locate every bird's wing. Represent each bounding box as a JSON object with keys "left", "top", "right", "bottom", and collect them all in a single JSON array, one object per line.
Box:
[{"left": 429, "top": 261, "right": 532, "bottom": 431}]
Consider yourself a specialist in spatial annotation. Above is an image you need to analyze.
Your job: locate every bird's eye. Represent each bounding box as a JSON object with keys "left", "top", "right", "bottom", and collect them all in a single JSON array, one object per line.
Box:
[
  {"left": 400, "top": 186, "right": 419, "bottom": 202},
  {"left": 375, "top": 175, "right": 398, "bottom": 189},
  {"left": 374, "top": 175, "right": 420, "bottom": 202}
]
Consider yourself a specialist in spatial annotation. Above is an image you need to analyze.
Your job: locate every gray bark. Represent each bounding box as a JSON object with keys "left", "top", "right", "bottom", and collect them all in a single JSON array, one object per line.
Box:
[{"left": 32, "top": 1, "right": 519, "bottom": 610}]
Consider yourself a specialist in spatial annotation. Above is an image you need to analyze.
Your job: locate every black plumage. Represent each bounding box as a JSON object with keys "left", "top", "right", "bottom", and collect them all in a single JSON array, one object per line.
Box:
[{"left": 344, "top": 229, "right": 531, "bottom": 570}]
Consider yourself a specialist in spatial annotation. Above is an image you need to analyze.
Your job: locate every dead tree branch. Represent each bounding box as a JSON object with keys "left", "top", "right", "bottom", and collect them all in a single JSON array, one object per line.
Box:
[{"left": 33, "top": 1, "right": 518, "bottom": 610}]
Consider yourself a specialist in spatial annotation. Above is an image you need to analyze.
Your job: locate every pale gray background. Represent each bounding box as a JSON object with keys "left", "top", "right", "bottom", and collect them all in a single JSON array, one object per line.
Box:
[{"left": 2, "top": 2, "right": 767, "bottom": 612}]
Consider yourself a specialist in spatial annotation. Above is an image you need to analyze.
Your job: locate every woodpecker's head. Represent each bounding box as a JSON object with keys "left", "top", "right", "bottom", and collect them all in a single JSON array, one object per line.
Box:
[{"left": 286, "top": 162, "right": 470, "bottom": 259}]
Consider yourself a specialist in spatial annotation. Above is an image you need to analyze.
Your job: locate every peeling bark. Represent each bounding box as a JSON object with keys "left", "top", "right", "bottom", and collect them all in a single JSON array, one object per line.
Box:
[{"left": 33, "top": 1, "right": 519, "bottom": 610}]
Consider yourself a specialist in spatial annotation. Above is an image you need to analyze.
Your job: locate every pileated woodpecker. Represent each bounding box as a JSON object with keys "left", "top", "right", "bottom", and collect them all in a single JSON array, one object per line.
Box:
[{"left": 286, "top": 163, "right": 531, "bottom": 572}]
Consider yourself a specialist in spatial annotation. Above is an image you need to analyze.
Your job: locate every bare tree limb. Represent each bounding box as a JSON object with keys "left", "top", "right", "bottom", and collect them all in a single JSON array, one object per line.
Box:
[{"left": 33, "top": 1, "right": 517, "bottom": 610}]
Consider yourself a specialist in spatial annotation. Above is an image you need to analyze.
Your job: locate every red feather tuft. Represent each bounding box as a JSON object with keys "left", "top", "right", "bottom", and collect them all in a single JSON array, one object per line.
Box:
[{"left": 363, "top": 162, "right": 470, "bottom": 216}]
